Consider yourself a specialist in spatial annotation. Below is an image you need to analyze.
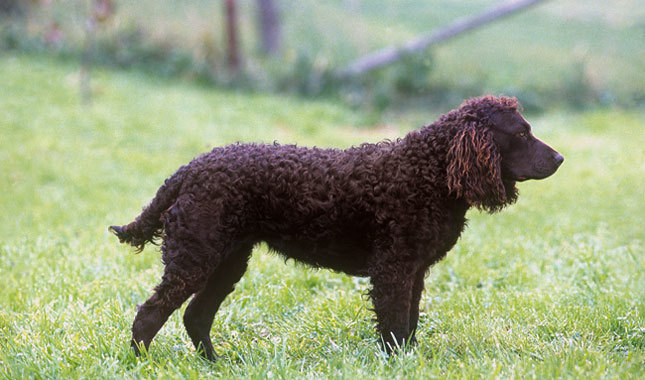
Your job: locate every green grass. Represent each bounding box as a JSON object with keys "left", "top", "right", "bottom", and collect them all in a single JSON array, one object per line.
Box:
[{"left": 0, "top": 55, "right": 644, "bottom": 379}]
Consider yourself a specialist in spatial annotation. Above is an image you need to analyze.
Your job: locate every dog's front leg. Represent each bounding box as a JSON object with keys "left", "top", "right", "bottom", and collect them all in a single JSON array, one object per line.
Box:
[
  {"left": 368, "top": 259, "right": 420, "bottom": 354},
  {"left": 407, "top": 268, "right": 427, "bottom": 346}
]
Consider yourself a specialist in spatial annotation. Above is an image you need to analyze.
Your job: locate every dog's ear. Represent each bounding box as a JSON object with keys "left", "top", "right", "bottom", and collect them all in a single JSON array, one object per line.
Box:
[{"left": 446, "top": 123, "right": 508, "bottom": 212}]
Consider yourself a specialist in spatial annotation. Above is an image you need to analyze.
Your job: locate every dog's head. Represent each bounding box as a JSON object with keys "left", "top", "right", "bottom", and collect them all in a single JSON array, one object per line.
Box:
[{"left": 447, "top": 95, "right": 563, "bottom": 212}]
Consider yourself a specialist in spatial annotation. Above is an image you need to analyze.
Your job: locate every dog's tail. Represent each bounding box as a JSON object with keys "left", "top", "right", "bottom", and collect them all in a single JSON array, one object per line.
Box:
[{"left": 109, "top": 166, "right": 186, "bottom": 252}]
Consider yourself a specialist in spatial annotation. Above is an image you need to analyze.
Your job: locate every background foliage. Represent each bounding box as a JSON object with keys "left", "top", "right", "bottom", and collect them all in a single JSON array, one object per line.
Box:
[{"left": 1, "top": 0, "right": 643, "bottom": 111}]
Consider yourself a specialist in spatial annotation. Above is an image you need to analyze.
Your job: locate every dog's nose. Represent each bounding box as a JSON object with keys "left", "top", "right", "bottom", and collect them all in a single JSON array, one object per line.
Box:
[{"left": 554, "top": 153, "right": 564, "bottom": 167}]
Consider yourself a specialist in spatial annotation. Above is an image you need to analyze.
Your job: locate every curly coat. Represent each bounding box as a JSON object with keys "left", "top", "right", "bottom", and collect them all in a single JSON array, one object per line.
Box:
[{"left": 110, "top": 95, "right": 563, "bottom": 359}]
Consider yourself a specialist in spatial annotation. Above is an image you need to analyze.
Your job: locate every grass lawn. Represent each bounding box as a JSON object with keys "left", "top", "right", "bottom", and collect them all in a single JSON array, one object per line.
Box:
[{"left": 0, "top": 55, "right": 643, "bottom": 379}]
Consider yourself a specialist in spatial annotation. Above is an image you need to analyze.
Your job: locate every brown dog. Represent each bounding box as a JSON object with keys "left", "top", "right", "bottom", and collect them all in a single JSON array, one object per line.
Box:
[{"left": 110, "top": 95, "right": 563, "bottom": 359}]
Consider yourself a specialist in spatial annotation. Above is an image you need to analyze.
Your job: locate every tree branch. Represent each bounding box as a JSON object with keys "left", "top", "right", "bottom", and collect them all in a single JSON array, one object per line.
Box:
[{"left": 337, "top": 0, "right": 549, "bottom": 78}]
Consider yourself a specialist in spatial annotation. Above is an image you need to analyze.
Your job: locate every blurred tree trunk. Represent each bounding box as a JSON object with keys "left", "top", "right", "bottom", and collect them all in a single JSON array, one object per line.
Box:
[
  {"left": 225, "top": 0, "right": 240, "bottom": 74},
  {"left": 338, "top": 0, "right": 549, "bottom": 78},
  {"left": 256, "top": 0, "right": 281, "bottom": 55}
]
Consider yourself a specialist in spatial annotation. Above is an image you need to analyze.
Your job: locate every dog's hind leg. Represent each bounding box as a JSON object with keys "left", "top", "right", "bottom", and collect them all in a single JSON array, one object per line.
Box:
[
  {"left": 183, "top": 243, "right": 253, "bottom": 361},
  {"left": 130, "top": 247, "right": 210, "bottom": 357}
]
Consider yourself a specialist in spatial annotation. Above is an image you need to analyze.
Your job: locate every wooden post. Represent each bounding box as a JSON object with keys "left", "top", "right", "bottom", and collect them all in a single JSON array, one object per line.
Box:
[
  {"left": 79, "top": 0, "right": 114, "bottom": 104},
  {"left": 80, "top": 7, "right": 97, "bottom": 105},
  {"left": 225, "top": 0, "right": 240, "bottom": 75}
]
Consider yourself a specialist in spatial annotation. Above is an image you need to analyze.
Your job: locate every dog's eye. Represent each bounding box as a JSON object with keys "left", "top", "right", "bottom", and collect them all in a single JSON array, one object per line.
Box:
[{"left": 517, "top": 131, "right": 527, "bottom": 138}]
